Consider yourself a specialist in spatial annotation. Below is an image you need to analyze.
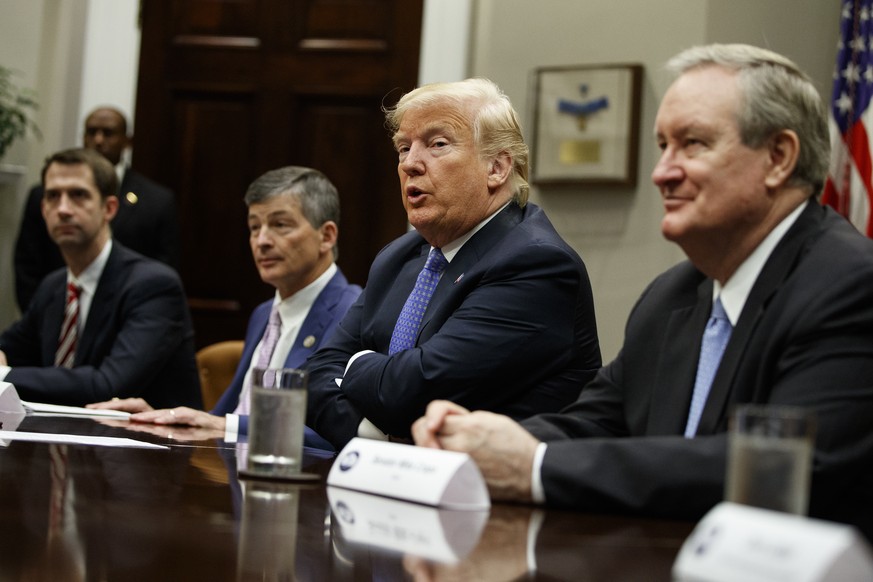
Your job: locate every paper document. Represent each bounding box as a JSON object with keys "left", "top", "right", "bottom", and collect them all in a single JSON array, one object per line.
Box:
[
  {"left": 22, "top": 400, "right": 131, "bottom": 419},
  {"left": 0, "top": 430, "right": 168, "bottom": 449}
]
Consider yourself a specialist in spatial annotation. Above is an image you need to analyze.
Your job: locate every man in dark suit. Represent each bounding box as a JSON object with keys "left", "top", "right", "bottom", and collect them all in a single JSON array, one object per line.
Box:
[
  {"left": 305, "top": 78, "right": 601, "bottom": 449},
  {"left": 89, "top": 166, "right": 360, "bottom": 446},
  {"left": 0, "top": 148, "right": 200, "bottom": 409},
  {"left": 14, "top": 106, "right": 180, "bottom": 311},
  {"left": 413, "top": 44, "right": 873, "bottom": 534}
]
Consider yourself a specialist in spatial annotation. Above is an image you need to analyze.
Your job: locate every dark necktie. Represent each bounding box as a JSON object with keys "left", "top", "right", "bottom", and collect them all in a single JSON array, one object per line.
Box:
[
  {"left": 684, "top": 297, "right": 733, "bottom": 437},
  {"left": 55, "top": 283, "right": 81, "bottom": 368},
  {"left": 389, "top": 248, "right": 448, "bottom": 355}
]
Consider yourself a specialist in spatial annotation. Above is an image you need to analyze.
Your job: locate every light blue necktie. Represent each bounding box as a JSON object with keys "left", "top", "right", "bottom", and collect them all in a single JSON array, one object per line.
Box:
[
  {"left": 388, "top": 248, "right": 448, "bottom": 355},
  {"left": 684, "top": 297, "right": 732, "bottom": 437}
]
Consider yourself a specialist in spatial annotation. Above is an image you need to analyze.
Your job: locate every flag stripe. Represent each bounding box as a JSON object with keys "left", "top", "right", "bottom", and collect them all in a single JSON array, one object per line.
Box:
[{"left": 825, "top": 0, "right": 873, "bottom": 237}]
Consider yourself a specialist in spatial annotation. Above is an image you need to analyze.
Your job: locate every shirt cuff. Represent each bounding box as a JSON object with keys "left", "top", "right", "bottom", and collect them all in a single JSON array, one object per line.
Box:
[
  {"left": 531, "top": 441, "right": 548, "bottom": 504},
  {"left": 224, "top": 413, "right": 240, "bottom": 443},
  {"left": 335, "top": 350, "right": 376, "bottom": 388},
  {"left": 357, "top": 417, "right": 389, "bottom": 440},
  {"left": 0, "top": 366, "right": 11, "bottom": 381}
]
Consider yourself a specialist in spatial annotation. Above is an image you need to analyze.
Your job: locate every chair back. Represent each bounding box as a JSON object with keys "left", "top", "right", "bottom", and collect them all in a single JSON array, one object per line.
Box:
[{"left": 195, "top": 340, "right": 245, "bottom": 410}]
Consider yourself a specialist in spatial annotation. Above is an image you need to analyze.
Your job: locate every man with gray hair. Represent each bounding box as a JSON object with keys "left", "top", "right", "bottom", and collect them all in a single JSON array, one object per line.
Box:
[
  {"left": 305, "top": 77, "right": 602, "bottom": 449},
  {"left": 413, "top": 44, "right": 873, "bottom": 533},
  {"left": 91, "top": 166, "right": 361, "bottom": 443}
]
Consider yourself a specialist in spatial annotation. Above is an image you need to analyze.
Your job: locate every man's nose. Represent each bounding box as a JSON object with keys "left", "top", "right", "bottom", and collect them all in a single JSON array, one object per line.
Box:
[
  {"left": 651, "top": 150, "right": 683, "bottom": 189},
  {"left": 400, "top": 144, "right": 424, "bottom": 175},
  {"left": 56, "top": 193, "right": 74, "bottom": 213}
]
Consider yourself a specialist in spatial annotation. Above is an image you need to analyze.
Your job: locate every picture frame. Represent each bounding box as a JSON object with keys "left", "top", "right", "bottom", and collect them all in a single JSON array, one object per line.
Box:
[{"left": 530, "top": 63, "right": 643, "bottom": 188}]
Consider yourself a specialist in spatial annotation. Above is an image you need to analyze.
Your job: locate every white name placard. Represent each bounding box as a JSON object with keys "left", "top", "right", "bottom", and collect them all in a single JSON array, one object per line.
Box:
[
  {"left": 0, "top": 382, "right": 24, "bottom": 414},
  {"left": 327, "top": 486, "right": 488, "bottom": 563},
  {"left": 0, "top": 383, "right": 26, "bottom": 445},
  {"left": 327, "top": 437, "right": 490, "bottom": 510},
  {"left": 673, "top": 502, "right": 873, "bottom": 582}
]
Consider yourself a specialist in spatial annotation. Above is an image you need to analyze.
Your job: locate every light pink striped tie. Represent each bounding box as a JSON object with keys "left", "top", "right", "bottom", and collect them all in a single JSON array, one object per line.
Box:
[
  {"left": 235, "top": 305, "right": 282, "bottom": 415},
  {"left": 55, "top": 283, "right": 81, "bottom": 368}
]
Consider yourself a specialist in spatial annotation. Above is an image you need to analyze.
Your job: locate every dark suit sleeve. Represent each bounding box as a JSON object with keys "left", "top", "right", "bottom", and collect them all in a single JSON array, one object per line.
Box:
[
  {"left": 13, "top": 186, "right": 64, "bottom": 312},
  {"left": 307, "top": 239, "right": 597, "bottom": 448},
  {"left": 4, "top": 261, "right": 197, "bottom": 406}
]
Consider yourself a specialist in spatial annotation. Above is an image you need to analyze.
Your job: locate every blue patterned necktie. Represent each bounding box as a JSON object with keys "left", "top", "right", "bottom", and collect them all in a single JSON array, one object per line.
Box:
[
  {"left": 684, "top": 297, "right": 733, "bottom": 437},
  {"left": 389, "top": 248, "right": 448, "bottom": 355}
]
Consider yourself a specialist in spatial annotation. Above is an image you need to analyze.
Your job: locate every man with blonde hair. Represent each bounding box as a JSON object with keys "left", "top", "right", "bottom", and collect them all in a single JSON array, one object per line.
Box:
[
  {"left": 306, "top": 78, "right": 602, "bottom": 449},
  {"left": 414, "top": 45, "right": 873, "bottom": 535}
]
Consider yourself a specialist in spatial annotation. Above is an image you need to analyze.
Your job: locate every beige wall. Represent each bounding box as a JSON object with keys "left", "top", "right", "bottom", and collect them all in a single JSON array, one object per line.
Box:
[
  {"left": 0, "top": 0, "right": 134, "bottom": 330},
  {"left": 0, "top": 0, "right": 843, "bottom": 358},
  {"left": 470, "top": 0, "right": 840, "bottom": 360}
]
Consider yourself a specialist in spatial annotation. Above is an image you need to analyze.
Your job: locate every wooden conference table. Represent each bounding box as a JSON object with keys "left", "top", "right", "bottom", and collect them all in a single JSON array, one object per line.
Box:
[{"left": 0, "top": 413, "right": 695, "bottom": 581}]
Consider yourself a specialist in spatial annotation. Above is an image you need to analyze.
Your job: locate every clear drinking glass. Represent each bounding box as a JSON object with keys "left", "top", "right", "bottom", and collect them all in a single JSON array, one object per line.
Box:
[
  {"left": 245, "top": 367, "right": 308, "bottom": 478},
  {"left": 725, "top": 404, "right": 816, "bottom": 515}
]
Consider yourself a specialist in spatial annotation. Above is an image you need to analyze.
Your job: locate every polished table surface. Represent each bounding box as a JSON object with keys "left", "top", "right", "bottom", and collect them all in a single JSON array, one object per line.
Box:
[{"left": 0, "top": 413, "right": 695, "bottom": 581}]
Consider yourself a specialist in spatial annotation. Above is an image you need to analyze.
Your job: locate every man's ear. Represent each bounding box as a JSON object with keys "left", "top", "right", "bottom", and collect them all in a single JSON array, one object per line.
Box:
[
  {"left": 764, "top": 129, "right": 800, "bottom": 189},
  {"left": 487, "top": 152, "right": 512, "bottom": 191},
  {"left": 319, "top": 220, "right": 339, "bottom": 254},
  {"left": 104, "top": 195, "right": 120, "bottom": 222}
]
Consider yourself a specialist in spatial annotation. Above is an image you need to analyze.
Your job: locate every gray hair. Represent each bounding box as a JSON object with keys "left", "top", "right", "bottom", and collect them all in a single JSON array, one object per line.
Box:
[
  {"left": 244, "top": 166, "right": 341, "bottom": 258},
  {"left": 384, "top": 77, "right": 530, "bottom": 206},
  {"left": 667, "top": 44, "right": 829, "bottom": 196}
]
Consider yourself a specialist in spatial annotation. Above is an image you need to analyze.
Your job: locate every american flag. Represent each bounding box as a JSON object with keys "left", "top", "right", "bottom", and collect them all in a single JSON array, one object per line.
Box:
[{"left": 823, "top": 0, "right": 873, "bottom": 237}]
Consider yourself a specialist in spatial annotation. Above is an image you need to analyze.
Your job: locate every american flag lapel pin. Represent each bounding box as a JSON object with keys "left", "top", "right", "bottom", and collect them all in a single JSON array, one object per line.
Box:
[{"left": 454, "top": 273, "right": 464, "bottom": 284}]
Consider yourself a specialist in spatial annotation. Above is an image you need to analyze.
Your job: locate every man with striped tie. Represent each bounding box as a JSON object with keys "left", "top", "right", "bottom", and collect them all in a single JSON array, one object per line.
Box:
[{"left": 0, "top": 148, "right": 200, "bottom": 409}]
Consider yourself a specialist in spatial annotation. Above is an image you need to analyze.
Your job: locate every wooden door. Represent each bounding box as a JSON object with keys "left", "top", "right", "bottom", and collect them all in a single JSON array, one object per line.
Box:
[{"left": 133, "top": 0, "right": 422, "bottom": 347}]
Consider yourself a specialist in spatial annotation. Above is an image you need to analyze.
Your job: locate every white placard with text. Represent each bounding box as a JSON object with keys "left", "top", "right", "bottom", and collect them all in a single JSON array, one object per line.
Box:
[
  {"left": 673, "top": 502, "right": 873, "bottom": 582},
  {"left": 327, "top": 437, "right": 490, "bottom": 510}
]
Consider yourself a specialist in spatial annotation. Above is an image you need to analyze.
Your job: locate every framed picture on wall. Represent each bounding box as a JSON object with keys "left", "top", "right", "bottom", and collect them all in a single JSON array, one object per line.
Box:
[{"left": 530, "top": 63, "right": 643, "bottom": 188}]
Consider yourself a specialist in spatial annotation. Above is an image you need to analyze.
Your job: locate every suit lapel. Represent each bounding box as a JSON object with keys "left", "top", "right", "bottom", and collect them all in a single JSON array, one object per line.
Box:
[
  {"left": 419, "top": 203, "right": 525, "bottom": 339},
  {"left": 283, "top": 271, "right": 347, "bottom": 368},
  {"left": 42, "top": 283, "right": 68, "bottom": 365},
  {"left": 696, "top": 202, "right": 822, "bottom": 434},
  {"left": 75, "top": 245, "right": 123, "bottom": 364},
  {"left": 646, "top": 280, "right": 712, "bottom": 435}
]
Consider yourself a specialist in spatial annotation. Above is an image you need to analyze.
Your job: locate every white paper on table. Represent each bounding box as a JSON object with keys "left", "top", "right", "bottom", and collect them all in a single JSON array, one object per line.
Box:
[
  {"left": 22, "top": 400, "right": 131, "bottom": 419},
  {"left": 0, "top": 430, "right": 168, "bottom": 449}
]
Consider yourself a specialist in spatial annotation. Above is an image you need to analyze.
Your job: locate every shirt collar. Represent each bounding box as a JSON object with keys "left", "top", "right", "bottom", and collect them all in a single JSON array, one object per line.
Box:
[
  {"left": 438, "top": 201, "right": 512, "bottom": 262},
  {"left": 715, "top": 200, "right": 807, "bottom": 325},
  {"left": 115, "top": 161, "right": 126, "bottom": 189},
  {"left": 69, "top": 239, "right": 112, "bottom": 296},
  {"left": 270, "top": 262, "right": 337, "bottom": 323}
]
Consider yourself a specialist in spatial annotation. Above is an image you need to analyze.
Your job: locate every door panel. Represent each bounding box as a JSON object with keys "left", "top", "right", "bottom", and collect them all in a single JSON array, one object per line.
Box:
[{"left": 135, "top": 0, "right": 422, "bottom": 347}]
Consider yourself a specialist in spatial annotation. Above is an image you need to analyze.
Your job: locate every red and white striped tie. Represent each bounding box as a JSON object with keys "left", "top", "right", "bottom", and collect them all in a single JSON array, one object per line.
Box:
[{"left": 55, "top": 283, "right": 81, "bottom": 368}]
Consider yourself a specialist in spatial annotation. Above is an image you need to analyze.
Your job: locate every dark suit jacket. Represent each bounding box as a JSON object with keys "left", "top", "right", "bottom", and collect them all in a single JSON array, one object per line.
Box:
[
  {"left": 0, "top": 242, "right": 201, "bottom": 409},
  {"left": 306, "top": 202, "right": 602, "bottom": 449},
  {"left": 14, "top": 168, "right": 180, "bottom": 311},
  {"left": 523, "top": 203, "right": 873, "bottom": 533},
  {"left": 211, "top": 268, "right": 361, "bottom": 444}
]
